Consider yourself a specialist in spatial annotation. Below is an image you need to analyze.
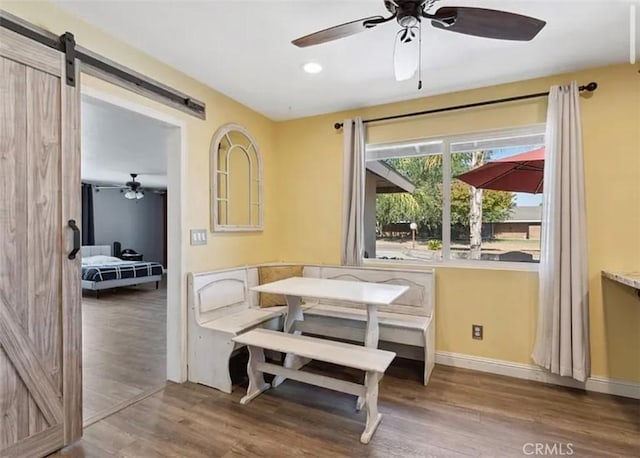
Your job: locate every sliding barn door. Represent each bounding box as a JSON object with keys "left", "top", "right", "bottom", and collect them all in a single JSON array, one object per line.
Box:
[{"left": 0, "top": 28, "right": 82, "bottom": 457}]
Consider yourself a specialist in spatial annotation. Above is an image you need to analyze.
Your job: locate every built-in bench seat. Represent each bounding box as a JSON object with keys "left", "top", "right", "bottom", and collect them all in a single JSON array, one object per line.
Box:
[
  {"left": 199, "top": 307, "right": 286, "bottom": 335},
  {"left": 305, "top": 304, "right": 431, "bottom": 330},
  {"left": 300, "top": 305, "right": 430, "bottom": 350},
  {"left": 301, "top": 265, "right": 435, "bottom": 385},
  {"left": 188, "top": 268, "right": 287, "bottom": 393},
  {"left": 233, "top": 328, "right": 396, "bottom": 444},
  {"left": 188, "top": 264, "right": 435, "bottom": 393}
]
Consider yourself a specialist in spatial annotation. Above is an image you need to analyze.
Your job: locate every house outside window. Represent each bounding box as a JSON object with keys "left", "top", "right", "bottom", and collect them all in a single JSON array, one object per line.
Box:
[{"left": 364, "top": 125, "right": 545, "bottom": 267}]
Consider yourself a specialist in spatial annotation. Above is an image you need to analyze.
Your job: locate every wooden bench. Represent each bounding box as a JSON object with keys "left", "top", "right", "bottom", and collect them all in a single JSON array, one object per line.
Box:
[
  {"left": 233, "top": 328, "right": 396, "bottom": 444},
  {"left": 188, "top": 268, "right": 287, "bottom": 393}
]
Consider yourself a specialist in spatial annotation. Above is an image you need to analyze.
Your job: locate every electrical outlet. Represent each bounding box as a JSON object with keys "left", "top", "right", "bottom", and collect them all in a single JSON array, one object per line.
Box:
[
  {"left": 472, "top": 324, "right": 483, "bottom": 340},
  {"left": 190, "top": 229, "right": 207, "bottom": 246}
]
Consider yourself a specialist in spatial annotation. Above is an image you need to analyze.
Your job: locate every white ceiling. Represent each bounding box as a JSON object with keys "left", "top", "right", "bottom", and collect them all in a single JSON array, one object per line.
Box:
[
  {"left": 58, "top": 1, "right": 635, "bottom": 120},
  {"left": 82, "top": 95, "right": 176, "bottom": 189}
]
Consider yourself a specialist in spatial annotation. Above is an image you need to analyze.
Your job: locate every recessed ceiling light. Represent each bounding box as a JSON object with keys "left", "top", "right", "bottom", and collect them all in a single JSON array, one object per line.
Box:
[{"left": 302, "top": 62, "right": 323, "bottom": 74}]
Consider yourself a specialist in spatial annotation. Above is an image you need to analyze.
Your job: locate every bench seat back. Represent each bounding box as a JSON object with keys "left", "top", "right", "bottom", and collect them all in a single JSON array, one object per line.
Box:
[
  {"left": 189, "top": 267, "right": 259, "bottom": 325},
  {"left": 303, "top": 265, "right": 434, "bottom": 318}
]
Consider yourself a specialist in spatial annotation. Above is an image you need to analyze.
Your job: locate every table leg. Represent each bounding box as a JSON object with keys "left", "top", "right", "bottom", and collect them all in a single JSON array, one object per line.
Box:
[
  {"left": 357, "top": 304, "right": 379, "bottom": 410},
  {"left": 283, "top": 294, "right": 303, "bottom": 333},
  {"left": 364, "top": 303, "right": 380, "bottom": 348},
  {"left": 272, "top": 294, "right": 308, "bottom": 388}
]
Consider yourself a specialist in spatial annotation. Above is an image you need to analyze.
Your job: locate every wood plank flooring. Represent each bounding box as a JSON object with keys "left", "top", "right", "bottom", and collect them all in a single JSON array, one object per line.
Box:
[
  {"left": 81, "top": 282, "right": 166, "bottom": 423},
  {"left": 57, "top": 354, "right": 638, "bottom": 457}
]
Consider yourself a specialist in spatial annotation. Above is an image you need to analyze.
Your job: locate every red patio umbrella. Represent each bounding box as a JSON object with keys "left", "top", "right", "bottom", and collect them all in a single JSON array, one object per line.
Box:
[{"left": 455, "top": 147, "right": 544, "bottom": 194}]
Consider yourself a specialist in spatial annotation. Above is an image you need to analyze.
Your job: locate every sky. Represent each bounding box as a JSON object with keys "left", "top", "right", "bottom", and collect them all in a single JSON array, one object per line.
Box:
[{"left": 516, "top": 192, "right": 543, "bottom": 206}]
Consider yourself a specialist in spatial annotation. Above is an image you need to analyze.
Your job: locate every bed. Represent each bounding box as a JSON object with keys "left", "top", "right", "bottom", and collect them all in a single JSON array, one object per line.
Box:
[{"left": 81, "top": 245, "right": 164, "bottom": 298}]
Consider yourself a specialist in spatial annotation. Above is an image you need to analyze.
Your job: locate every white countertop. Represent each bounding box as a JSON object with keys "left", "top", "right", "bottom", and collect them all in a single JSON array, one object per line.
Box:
[
  {"left": 251, "top": 276, "right": 409, "bottom": 305},
  {"left": 602, "top": 271, "right": 640, "bottom": 290}
]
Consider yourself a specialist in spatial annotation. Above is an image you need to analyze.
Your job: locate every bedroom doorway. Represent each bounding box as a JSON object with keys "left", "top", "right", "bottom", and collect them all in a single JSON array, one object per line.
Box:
[{"left": 80, "top": 92, "right": 181, "bottom": 425}]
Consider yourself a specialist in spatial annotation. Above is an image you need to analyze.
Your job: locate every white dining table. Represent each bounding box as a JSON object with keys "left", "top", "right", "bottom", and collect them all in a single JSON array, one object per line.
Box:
[{"left": 251, "top": 276, "right": 408, "bottom": 402}]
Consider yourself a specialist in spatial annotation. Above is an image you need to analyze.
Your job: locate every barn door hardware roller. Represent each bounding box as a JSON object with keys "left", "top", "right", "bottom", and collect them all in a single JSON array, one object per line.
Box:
[{"left": 60, "top": 32, "right": 76, "bottom": 87}]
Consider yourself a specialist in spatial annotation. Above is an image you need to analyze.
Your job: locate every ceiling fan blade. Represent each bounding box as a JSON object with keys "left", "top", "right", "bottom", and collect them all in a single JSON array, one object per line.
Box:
[
  {"left": 292, "top": 16, "right": 385, "bottom": 47},
  {"left": 394, "top": 27, "right": 419, "bottom": 81},
  {"left": 431, "top": 7, "right": 546, "bottom": 41}
]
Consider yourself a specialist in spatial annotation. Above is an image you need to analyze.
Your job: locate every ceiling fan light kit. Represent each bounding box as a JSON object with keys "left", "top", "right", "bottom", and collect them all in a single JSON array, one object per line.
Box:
[
  {"left": 292, "top": 0, "right": 546, "bottom": 87},
  {"left": 124, "top": 190, "right": 145, "bottom": 200},
  {"left": 394, "top": 26, "right": 420, "bottom": 81}
]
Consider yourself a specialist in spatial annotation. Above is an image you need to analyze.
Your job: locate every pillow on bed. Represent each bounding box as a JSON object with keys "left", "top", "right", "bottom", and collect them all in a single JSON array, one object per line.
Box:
[
  {"left": 82, "top": 255, "right": 122, "bottom": 265},
  {"left": 258, "top": 265, "right": 303, "bottom": 308}
]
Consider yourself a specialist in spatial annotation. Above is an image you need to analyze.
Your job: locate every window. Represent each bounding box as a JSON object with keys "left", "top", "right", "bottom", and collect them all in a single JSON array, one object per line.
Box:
[
  {"left": 365, "top": 125, "right": 545, "bottom": 266},
  {"left": 210, "top": 123, "right": 263, "bottom": 232}
]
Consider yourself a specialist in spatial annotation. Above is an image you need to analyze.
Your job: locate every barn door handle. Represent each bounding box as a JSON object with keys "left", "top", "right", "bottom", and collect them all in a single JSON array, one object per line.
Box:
[{"left": 68, "top": 219, "right": 81, "bottom": 260}]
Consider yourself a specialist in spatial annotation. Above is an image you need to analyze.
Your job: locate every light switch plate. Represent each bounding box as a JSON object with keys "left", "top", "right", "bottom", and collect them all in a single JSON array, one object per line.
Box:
[{"left": 190, "top": 229, "right": 207, "bottom": 246}]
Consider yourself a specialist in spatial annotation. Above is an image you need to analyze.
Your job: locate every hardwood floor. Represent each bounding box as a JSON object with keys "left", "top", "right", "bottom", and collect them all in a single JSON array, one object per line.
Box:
[
  {"left": 82, "top": 282, "right": 166, "bottom": 424},
  {"left": 57, "top": 354, "right": 638, "bottom": 457}
]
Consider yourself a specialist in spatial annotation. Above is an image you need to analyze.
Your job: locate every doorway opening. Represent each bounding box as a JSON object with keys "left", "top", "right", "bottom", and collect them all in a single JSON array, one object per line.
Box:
[{"left": 80, "top": 92, "right": 181, "bottom": 425}]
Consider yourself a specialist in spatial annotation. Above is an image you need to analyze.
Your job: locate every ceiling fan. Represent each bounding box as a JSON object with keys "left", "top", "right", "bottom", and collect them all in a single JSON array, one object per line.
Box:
[
  {"left": 95, "top": 173, "right": 145, "bottom": 200},
  {"left": 292, "top": 0, "right": 546, "bottom": 85}
]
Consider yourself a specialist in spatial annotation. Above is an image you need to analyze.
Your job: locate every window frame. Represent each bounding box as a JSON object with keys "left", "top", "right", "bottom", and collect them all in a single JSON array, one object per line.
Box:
[
  {"left": 210, "top": 123, "right": 264, "bottom": 232},
  {"left": 364, "top": 124, "right": 546, "bottom": 271}
]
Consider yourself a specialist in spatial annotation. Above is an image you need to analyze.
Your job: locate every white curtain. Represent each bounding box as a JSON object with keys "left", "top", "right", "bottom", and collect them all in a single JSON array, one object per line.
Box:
[
  {"left": 341, "top": 117, "right": 366, "bottom": 266},
  {"left": 532, "top": 82, "right": 590, "bottom": 382}
]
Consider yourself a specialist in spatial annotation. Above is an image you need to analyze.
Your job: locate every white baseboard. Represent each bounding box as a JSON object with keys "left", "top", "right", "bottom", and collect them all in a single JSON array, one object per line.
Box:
[{"left": 435, "top": 351, "right": 640, "bottom": 400}]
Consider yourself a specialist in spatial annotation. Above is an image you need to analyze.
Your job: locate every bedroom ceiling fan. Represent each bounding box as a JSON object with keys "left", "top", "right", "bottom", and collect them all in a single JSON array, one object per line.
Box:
[
  {"left": 95, "top": 173, "right": 145, "bottom": 200},
  {"left": 292, "top": 0, "right": 546, "bottom": 85},
  {"left": 122, "top": 174, "right": 145, "bottom": 200}
]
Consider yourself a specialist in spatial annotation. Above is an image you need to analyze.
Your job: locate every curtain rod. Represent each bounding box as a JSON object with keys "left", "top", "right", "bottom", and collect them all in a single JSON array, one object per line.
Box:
[{"left": 334, "top": 82, "right": 598, "bottom": 130}]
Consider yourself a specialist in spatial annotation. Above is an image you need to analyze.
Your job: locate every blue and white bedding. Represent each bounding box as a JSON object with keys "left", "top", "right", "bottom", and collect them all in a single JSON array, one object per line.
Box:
[{"left": 81, "top": 255, "right": 163, "bottom": 282}]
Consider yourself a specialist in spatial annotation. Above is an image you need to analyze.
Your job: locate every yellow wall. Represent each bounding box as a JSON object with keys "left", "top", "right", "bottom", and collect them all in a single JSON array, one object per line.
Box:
[
  {"left": 4, "top": 1, "right": 638, "bottom": 382},
  {"left": 2, "top": 0, "right": 279, "bottom": 273},
  {"left": 275, "top": 64, "right": 640, "bottom": 382}
]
